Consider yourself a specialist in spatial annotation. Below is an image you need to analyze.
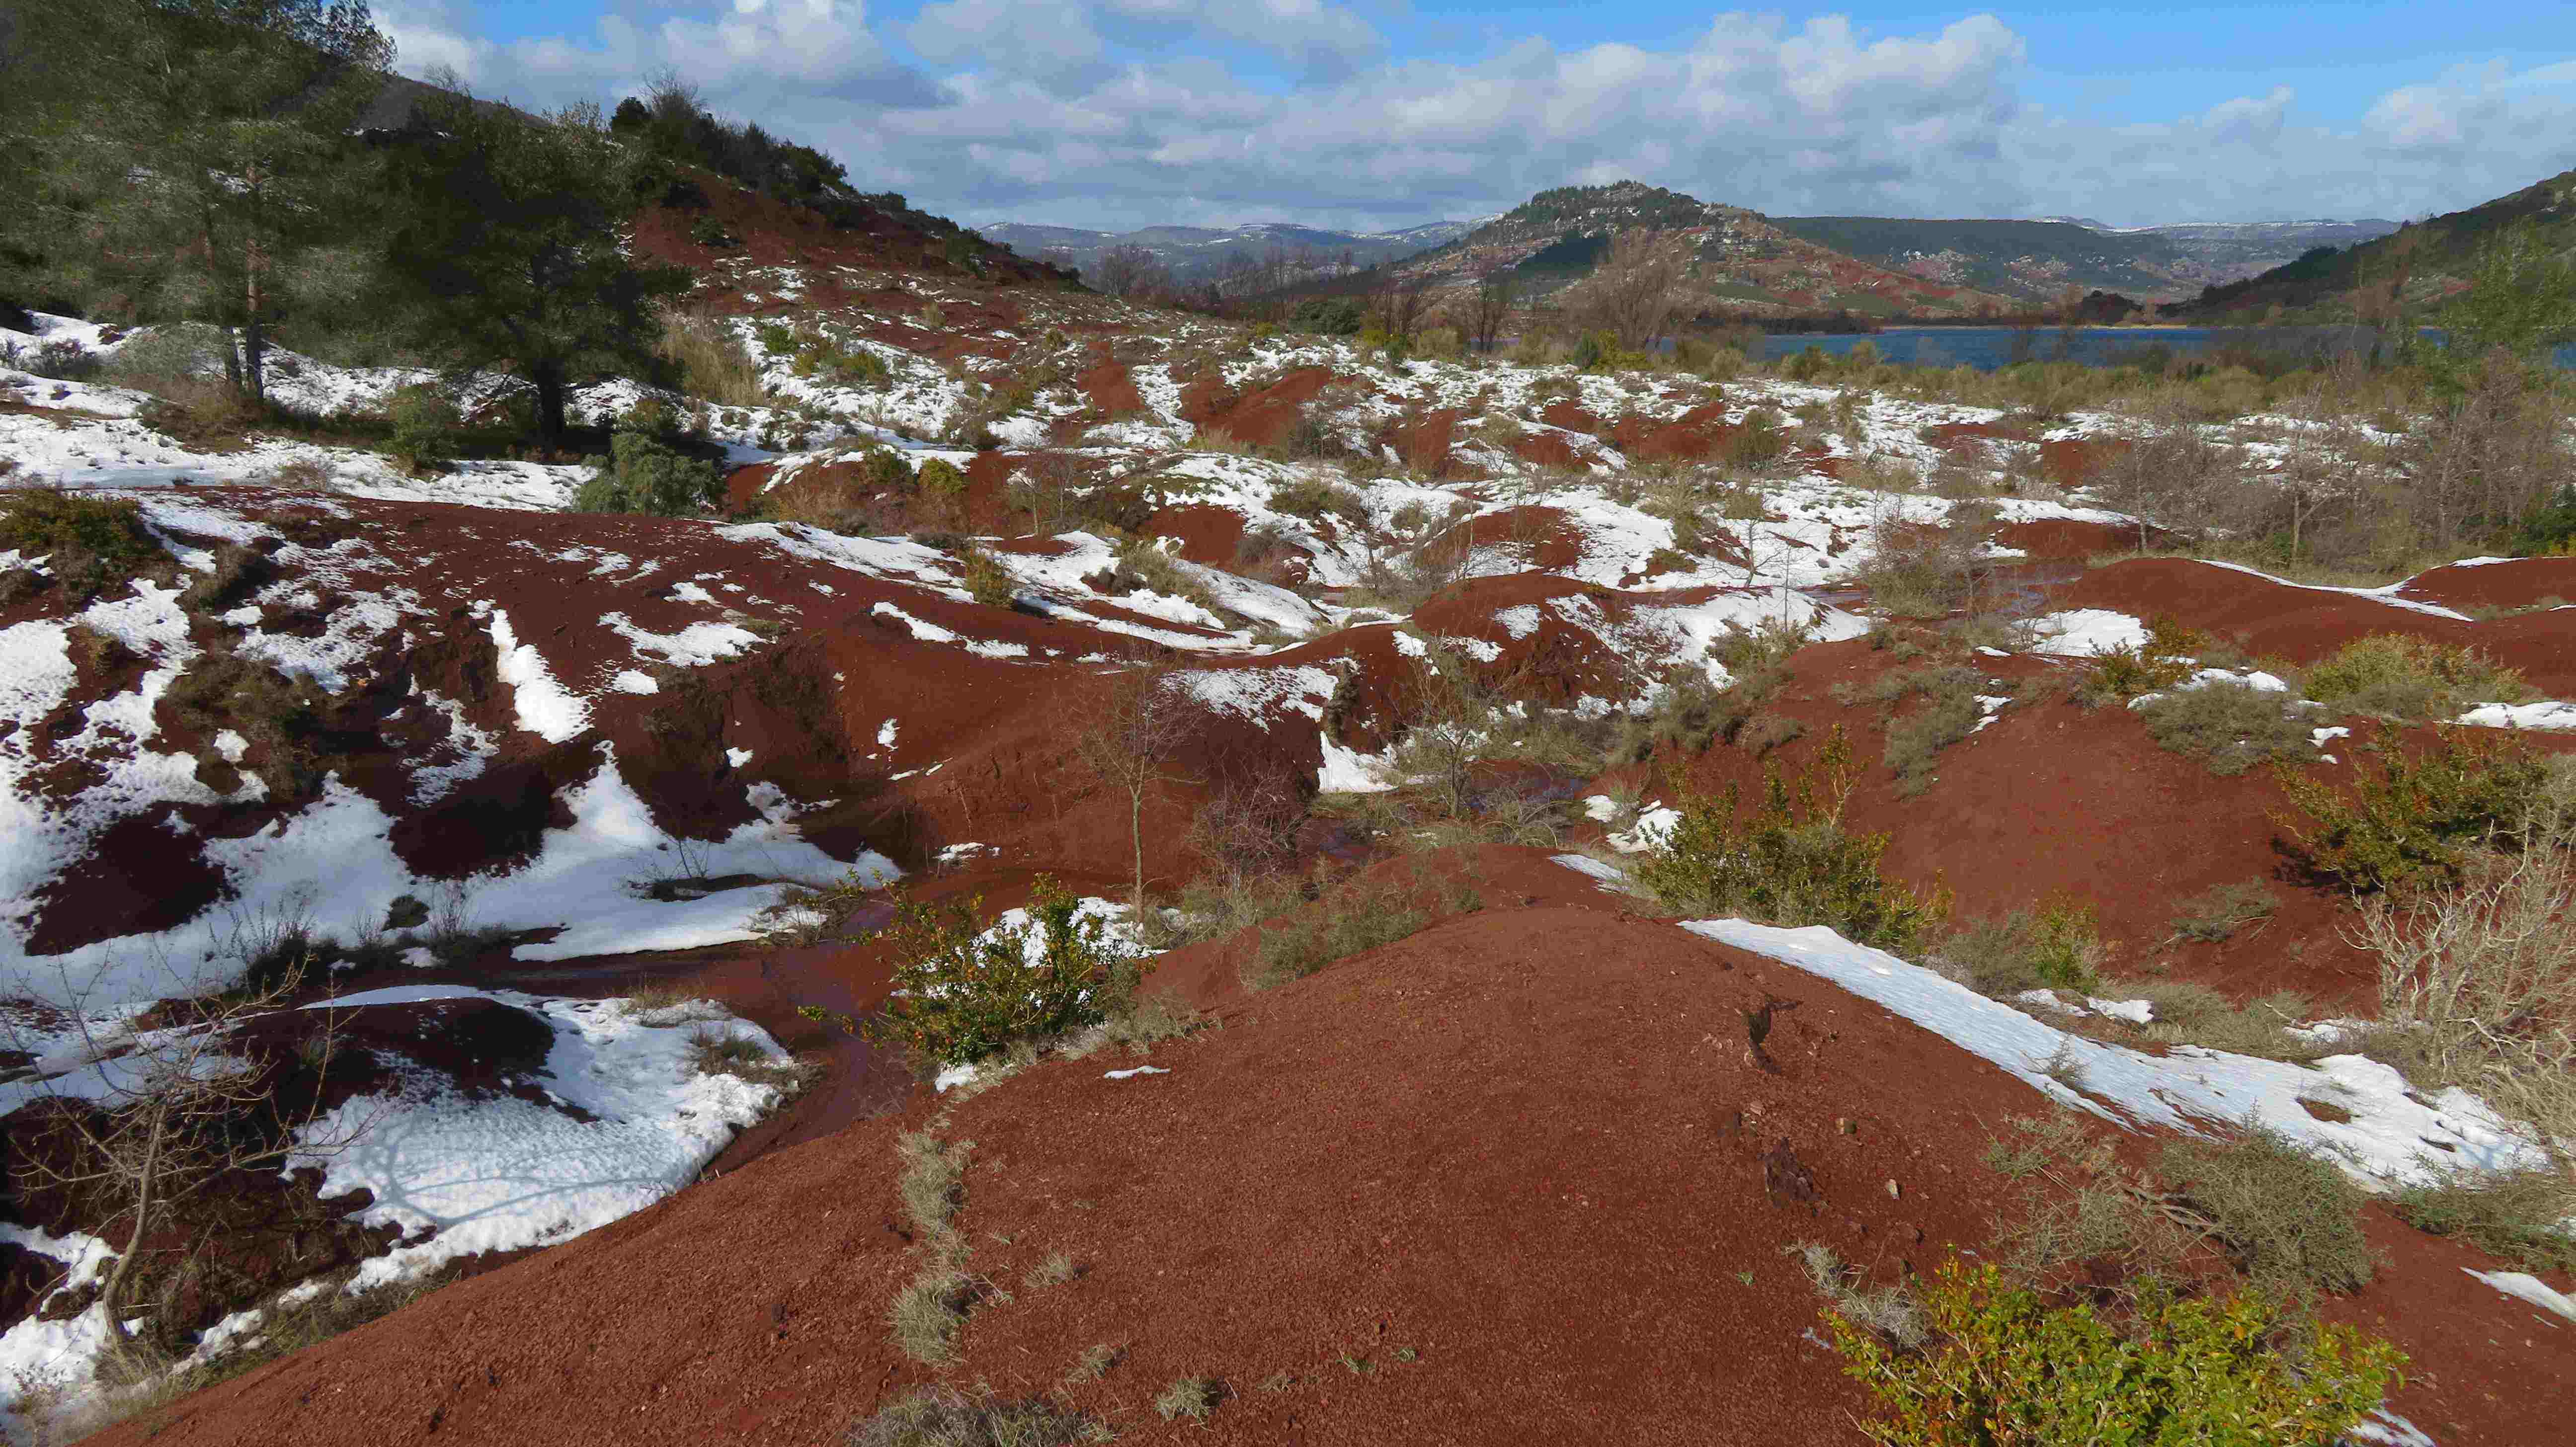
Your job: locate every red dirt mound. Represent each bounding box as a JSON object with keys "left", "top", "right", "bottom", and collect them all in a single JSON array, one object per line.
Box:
[
  {"left": 74, "top": 906, "right": 2035, "bottom": 1447},
  {"left": 1666, "top": 640, "right": 2380, "bottom": 1007},
  {"left": 1998, "top": 517, "right": 2143, "bottom": 559},
  {"left": 1611, "top": 401, "right": 1735, "bottom": 463},
  {"left": 2040, "top": 436, "right": 2126, "bottom": 487},
  {"left": 83, "top": 898, "right": 2569, "bottom": 1447},
  {"left": 1075, "top": 356, "right": 1147, "bottom": 421},
  {"left": 1136, "top": 503, "right": 1245, "bottom": 567},
  {"left": 2050, "top": 558, "right": 2576, "bottom": 694},
  {"left": 1184, "top": 366, "right": 1341, "bottom": 452},
  {"left": 2395, "top": 556, "right": 2576, "bottom": 613},
  {"left": 1509, "top": 429, "right": 1586, "bottom": 469}
]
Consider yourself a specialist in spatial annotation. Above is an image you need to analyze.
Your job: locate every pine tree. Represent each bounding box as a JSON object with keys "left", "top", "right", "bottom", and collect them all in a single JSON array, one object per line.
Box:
[
  {"left": 10, "top": 0, "right": 389, "bottom": 402},
  {"left": 374, "top": 86, "right": 689, "bottom": 447}
]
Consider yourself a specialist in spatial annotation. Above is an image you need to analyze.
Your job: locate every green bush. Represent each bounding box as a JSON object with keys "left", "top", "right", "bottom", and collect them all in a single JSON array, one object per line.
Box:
[
  {"left": 1938, "top": 895, "right": 2104, "bottom": 994},
  {"left": 1636, "top": 728, "right": 1946, "bottom": 954},
  {"left": 1243, "top": 869, "right": 1439, "bottom": 991},
  {"left": 1289, "top": 297, "right": 1368, "bottom": 335},
  {"left": 2513, "top": 484, "right": 2576, "bottom": 556},
  {"left": 1268, "top": 475, "right": 1370, "bottom": 527},
  {"left": 787, "top": 328, "right": 892, "bottom": 389},
  {"left": 384, "top": 383, "right": 462, "bottom": 475},
  {"left": 2137, "top": 680, "right": 2318, "bottom": 776},
  {"left": 574, "top": 431, "right": 723, "bottom": 516},
  {"left": 915, "top": 456, "right": 967, "bottom": 500},
  {"left": 0, "top": 489, "right": 160, "bottom": 597},
  {"left": 1881, "top": 666, "right": 1991, "bottom": 796},
  {"left": 866, "top": 877, "right": 1144, "bottom": 1066},
  {"left": 2304, "top": 634, "right": 2530, "bottom": 722},
  {"left": 1829, "top": 1260, "right": 2402, "bottom": 1447},
  {"left": 957, "top": 543, "right": 1015, "bottom": 607},
  {"left": 863, "top": 447, "right": 917, "bottom": 492},
  {"left": 2166, "top": 881, "right": 2278, "bottom": 943},
  {"left": 2079, "top": 616, "right": 2204, "bottom": 702},
  {"left": 2276, "top": 731, "right": 2561, "bottom": 891},
  {"left": 689, "top": 215, "right": 739, "bottom": 249}
]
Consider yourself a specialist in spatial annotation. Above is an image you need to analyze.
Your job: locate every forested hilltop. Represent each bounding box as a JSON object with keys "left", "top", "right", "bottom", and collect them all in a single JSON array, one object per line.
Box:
[{"left": 0, "top": 0, "right": 1050, "bottom": 449}]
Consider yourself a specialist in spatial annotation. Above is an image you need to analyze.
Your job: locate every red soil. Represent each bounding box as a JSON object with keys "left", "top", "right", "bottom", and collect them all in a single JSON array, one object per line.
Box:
[
  {"left": 1075, "top": 356, "right": 1147, "bottom": 421},
  {"left": 2039, "top": 436, "right": 2126, "bottom": 487},
  {"left": 83, "top": 890, "right": 2571, "bottom": 1447},
  {"left": 1536, "top": 400, "right": 1605, "bottom": 438},
  {"left": 1996, "top": 517, "right": 2142, "bottom": 560},
  {"left": 1509, "top": 429, "right": 1587, "bottom": 469},
  {"left": 2395, "top": 556, "right": 2576, "bottom": 613},
  {"left": 1181, "top": 366, "right": 1342, "bottom": 453},
  {"left": 2051, "top": 558, "right": 2576, "bottom": 693},
  {"left": 1381, "top": 408, "right": 1464, "bottom": 478},
  {"left": 1611, "top": 401, "right": 1736, "bottom": 463},
  {"left": 1666, "top": 640, "right": 2382, "bottom": 1007},
  {"left": 1136, "top": 504, "right": 1245, "bottom": 567}
]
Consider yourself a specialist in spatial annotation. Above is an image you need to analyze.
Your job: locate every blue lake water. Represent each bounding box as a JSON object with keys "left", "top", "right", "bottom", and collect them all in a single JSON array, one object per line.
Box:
[{"left": 1738, "top": 326, "right": 2576, "bottom": 373}]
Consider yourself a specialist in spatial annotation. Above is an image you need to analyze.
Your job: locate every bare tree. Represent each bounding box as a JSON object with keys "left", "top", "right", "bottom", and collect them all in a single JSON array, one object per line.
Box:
[
  {"left": 2051, "top": 283, "right": 2084, "bottom": 361},
  {"left": 1215, "top": 249, "right": 1262, "bottom": 297},
  {"left": 1564, "top": 230, "right": 1697, "bottom": 351},
  {"left": 1465, "top": 273, "right": 1519, "bottom": 356},
  {"left": 1093, "top": 244, "right": 1166, "bottom": 299},
  {"left": 1003, "top": 451, "right": 1083, "bottom": 537},
  {"left": 1076, "top": 658, "right": 1198, "bottom": 909},
  {"left": 1374, "top": 270, "right": 1438, "bottom": 349},
  {"left": 3, "top": 959, "right": 375, "bottom": 1356}
]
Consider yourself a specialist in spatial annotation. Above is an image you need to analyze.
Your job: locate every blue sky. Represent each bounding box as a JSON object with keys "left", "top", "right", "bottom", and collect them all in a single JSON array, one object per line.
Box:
[{"left": 383, "top": 2, "right": 2576, "bottom": 232}]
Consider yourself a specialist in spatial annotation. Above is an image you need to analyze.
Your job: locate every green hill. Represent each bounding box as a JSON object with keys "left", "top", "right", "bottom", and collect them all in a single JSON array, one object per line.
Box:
[{"left": 2174, "top": 167, "right": 2576, "bottom": 322}]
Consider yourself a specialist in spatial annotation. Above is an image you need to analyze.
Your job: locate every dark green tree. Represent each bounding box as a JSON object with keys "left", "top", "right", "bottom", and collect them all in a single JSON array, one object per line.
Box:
[
  {"left": 374, "top": 84, "right": 689, "bottom": 447},
  {"left": 4, "top": 0, "right": 389, "bottom": 401}
]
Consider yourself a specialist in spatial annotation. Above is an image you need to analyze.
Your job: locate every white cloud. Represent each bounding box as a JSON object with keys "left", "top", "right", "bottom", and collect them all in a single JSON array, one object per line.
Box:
[{"left": 371, "top": 3, "right": 2576, "bottom": 233}]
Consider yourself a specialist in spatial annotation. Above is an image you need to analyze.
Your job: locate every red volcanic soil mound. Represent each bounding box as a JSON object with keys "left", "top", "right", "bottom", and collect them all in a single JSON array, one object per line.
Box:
[
  {"left": 1137, "top": 503, "right": 1246, "bottom": 566},
  {"left": 2052, "top": 558, "right": 2576, "bottom": 694},
  {"left": 627, "top": 170, "right": 1062, "bottom": 294},
  {"left": 80, "top": 904, "right": 2042, "bottom": 1447},
  {"left": 84, "top": 891, "right": 2571, "bottom": 1447},
  {"left": 1661, "top": 641, "right": 2389, "bottom": 1008},
  {"left": 1185, "top": 366, "right": 1342, "bottom": 452},
  {"left": 1511, "top": 429, "right": 1587, "bottom": 469},
  {"left": 2040, "top": 435, "right": 2126, "bottom": 487},
  {"left": 1611, "top": 401, "right": 1736, "bottom": 463},
  {"left": 1075, "top": 356, "right": 1147, "bottom": 421},
  {"left": 1998, "top": 517, "right": 2143, "bottom": 560},
  {"left": 2395, "top": 556, "right": 2576, "bottom": 613}
]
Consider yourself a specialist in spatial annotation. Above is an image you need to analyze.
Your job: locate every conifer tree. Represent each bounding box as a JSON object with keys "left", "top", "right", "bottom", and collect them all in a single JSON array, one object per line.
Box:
[
  {"left": 374, "top": 85, "right": 689, "bottom": 448},
  {"left": 8, "top": 0, "right": 390, "bottom": 401}
]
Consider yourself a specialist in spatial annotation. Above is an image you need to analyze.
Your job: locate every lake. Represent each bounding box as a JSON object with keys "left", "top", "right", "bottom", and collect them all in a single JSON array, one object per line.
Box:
[{"left": 1736, "top": 325, "right": 2576, "bottom": 373}]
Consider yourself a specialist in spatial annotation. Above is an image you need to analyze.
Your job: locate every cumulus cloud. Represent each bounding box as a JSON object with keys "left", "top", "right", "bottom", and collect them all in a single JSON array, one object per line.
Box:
[{"left": 370, "top": 3, "right": 2576, "bottom": 232}]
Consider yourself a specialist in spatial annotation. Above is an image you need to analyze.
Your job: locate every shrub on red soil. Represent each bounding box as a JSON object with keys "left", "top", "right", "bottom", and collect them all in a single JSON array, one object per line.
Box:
[
  {"left": 1637, "top": 729, "right": 1946, "bottom": 953},
  {"left": 2274, "top": 732, "right": 2564, "bottom": 892},
  {"left": 2304, "top": 634, "right": 2531, "bottom": 722},
  {"left": 866, "top": 878, "right": 1144, "bottom": 1066},
  {"left": 1829, "top": 1260, "right": 2402, "bottom": 1447},
  {"left": 0, "top": 489, "right": 160, "bottom": 599}
]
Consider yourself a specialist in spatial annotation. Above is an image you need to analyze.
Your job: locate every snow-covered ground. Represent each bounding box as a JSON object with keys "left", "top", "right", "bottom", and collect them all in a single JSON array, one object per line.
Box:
[{"left": 0, "top": 986, "right": 795, "bottom": 1444}]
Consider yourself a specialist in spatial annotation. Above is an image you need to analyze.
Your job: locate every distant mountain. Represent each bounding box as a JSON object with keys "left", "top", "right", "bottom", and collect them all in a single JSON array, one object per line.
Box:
[
  {"left": 1767, "top": 217, "right": 2404, "bottom": 303},
  {"left": 1770, "top": 218, "right": 2191, "bottom": 302},
  {"left": 2171, "top": 169, "right": 2573, "bottom": 321},
  {"left": 981, "top": 218, "right": 1487, "bottom": 292},
  {"left": 1386, "top": 181, "right": 2021, "bottom": 319}
]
